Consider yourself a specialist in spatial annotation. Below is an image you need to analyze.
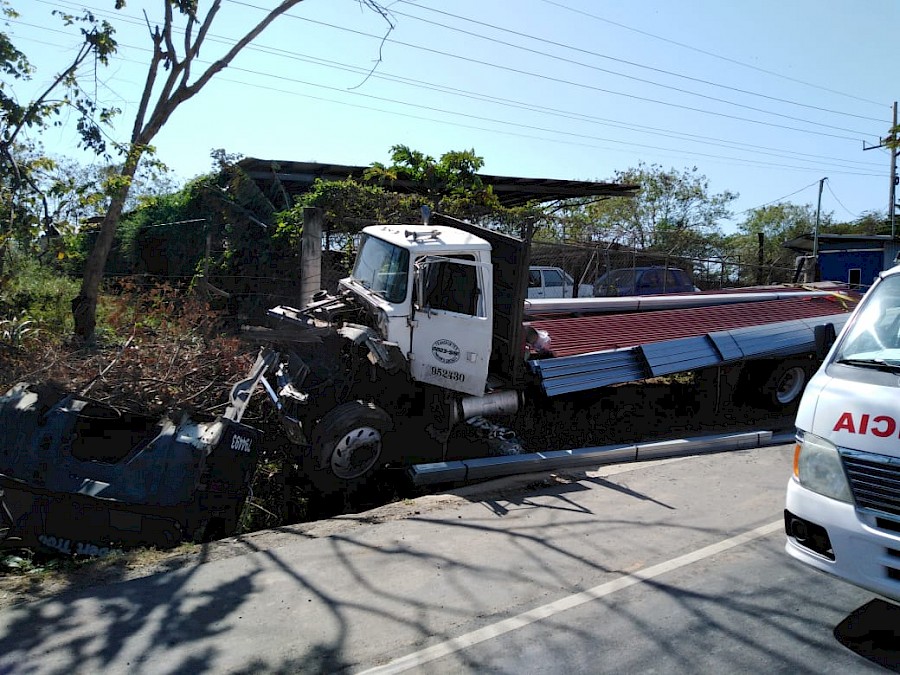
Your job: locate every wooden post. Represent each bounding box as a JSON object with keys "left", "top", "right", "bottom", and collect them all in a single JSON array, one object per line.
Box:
[
  {"left": 300, "top": 207, "right": 323, "bottom": 307},
  {"left": 756, "top": 232, "right": 765, "bottom": 286}
]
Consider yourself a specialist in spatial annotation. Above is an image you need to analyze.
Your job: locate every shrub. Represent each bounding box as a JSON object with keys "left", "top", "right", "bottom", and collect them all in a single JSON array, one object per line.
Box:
[{"left": 0, "top": 254, "right": 79, "bottom": 335}]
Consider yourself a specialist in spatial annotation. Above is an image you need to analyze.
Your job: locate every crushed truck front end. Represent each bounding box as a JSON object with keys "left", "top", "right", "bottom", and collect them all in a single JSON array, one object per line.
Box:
[{"left": 786, "top": 265, "right": 900, "bottom": 602}]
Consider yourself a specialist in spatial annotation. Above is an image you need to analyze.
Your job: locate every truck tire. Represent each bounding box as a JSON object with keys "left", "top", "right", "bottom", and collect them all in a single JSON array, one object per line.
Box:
[
  {"left": 308, "top": 401, "right": 392, "bottom": 492},
  {"left": 761, "top": 360, "right": 810, "bottom": 410}
]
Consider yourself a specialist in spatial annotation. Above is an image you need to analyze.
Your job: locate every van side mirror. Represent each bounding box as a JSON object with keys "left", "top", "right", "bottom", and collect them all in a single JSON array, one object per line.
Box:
[{"left": 814, "top": 323, "right": 836, "bottom": 359}]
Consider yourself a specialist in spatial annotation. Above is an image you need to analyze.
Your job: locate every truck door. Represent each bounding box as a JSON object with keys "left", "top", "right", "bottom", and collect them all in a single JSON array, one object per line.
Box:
[
  {"left": 410, "top": 257, "right": 493, "bottom": 396},
  {"left": 542, "top": 268, "right": 568, "bottom": 298}
]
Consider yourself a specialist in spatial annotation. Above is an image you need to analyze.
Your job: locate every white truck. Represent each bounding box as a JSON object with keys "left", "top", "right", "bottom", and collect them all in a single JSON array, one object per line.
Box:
[
  {"left": 785, "top": 263, "right": 900, "bottom": 602},
  {"left": 527, "top": 266, "right": 593, "bottom": 298},
  {"left": 0, "top": 213, "right": 858, "bottom": 555}
]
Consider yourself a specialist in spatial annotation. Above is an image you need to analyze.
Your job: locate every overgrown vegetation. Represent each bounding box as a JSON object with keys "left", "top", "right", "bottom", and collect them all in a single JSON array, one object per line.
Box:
[{"left": 0, "top": 264, "right": 309, "bottom": 560}]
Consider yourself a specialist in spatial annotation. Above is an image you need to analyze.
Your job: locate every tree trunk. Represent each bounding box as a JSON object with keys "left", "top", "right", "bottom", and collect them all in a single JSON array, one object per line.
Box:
[{"left": 72, "top": 159, "right": 139, "bottom": 341}]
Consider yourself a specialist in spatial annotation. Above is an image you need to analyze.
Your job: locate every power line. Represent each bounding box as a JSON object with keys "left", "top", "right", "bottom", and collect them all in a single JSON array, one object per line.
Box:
[
  {"left": 27, "top": 0, "right": 882, "bottom": 143},
  {"left": 825, "top": 181, "right": 862, "bottom": 219},
  {"left": 12, "top": 28, "right": 884, "bottom": 180},
  {"left": 394, "top": 0, "right": 886, "bottom": 125},
  {"left": 738, "top": 181, "right": 822, "bottom": 214},
  {"left": 211, "top": 67, "right": 885, "bottom": 177},
  {"left": 14, "top": 12, "right": 885, "bottom": 174},
  {"left": 228, "top": 0, "right": 875, "bottom": 142},
  {"left": 536, "top": 0, "right": 885, "bottom": 108},
  {"left": 207, "top": 36, "right": 885, "bottom": 170}
]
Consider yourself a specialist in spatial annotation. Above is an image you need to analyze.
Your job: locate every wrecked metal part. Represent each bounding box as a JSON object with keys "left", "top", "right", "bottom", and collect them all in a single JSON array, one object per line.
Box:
[
  {"left": 338, "top": 323, "right": 406, "bottom": 373},
  {"left": 0, "top": 382, "right": 263, "bottom": 554},
  {"left": 224, "top": 347, "right": 280, "bottom": 423},
  {"left": 268, "top": 290, "right": 364, "bottom": 328}
]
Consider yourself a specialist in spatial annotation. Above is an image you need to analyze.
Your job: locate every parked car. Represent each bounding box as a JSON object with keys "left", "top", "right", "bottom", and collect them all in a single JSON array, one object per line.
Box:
[
  {"left": 527, "top": 266, "right": 593, "bottom": 298},
  {"left": 593, "top": 267, "right": 697, "bottom": 297}
]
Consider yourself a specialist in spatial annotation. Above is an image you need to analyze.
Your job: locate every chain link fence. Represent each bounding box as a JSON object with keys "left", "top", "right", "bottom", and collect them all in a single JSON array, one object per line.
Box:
[{"left": 530, "top": 240, "right": 799, "bottom": 293}]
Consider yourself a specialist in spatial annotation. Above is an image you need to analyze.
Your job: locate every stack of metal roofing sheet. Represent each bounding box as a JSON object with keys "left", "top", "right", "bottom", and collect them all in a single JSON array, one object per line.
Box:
[
  {"left": 527, "top": 297, "right": 853, "bottom": 397},
  {"left": 524, "top": 288, "right": 850, "bottom": 317}
]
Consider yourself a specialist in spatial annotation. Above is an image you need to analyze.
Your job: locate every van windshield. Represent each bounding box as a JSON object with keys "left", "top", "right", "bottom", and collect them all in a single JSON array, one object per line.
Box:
[
  {"left": 351, "top": 234, "right": 410, "bottom": 303},
  {"left": 835, "top": 275, "right": 900, "bottom": 365}
]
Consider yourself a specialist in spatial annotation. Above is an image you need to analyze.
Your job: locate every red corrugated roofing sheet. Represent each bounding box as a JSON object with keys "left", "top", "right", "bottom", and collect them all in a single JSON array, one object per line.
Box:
[{"left": 527, "top": 295, "right": 854, "bottom": 358}]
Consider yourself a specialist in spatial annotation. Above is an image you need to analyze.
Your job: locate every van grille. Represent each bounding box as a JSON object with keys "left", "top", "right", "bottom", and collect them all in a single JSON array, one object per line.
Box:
[{"left": 841, "top": 449, "right": 900, "bottom": 519}]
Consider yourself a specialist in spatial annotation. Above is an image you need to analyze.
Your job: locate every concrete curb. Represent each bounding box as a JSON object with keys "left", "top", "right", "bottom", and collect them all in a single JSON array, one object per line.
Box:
[{"left": 408, "top": 428, "right": 797, "bottom": 486}]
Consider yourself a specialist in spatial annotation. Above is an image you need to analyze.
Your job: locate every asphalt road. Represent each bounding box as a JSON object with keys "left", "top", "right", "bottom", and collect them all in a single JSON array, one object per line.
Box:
[{"left": 0, "top": 443, "right": 896, "bottom": 674}]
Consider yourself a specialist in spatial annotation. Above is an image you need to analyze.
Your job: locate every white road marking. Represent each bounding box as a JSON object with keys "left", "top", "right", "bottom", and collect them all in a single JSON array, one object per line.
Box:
[{"left": 358, "top": 519, "right": 783, "bottom": 674}]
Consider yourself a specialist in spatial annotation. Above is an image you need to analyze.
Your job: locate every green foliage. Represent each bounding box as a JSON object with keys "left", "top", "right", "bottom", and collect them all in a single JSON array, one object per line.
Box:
[
  {"left": 584, "top": 163, "right": 736, "bottom": 259},
  {"left": 274, "top": 177, "right": 425, "bottom": 250},
  {"left": 0, "top": 315, "right": 36, "bottom": 347},
  {"left": 364, "top": 144, "right": 500, "bottom": 215},
  {"left": 0, "top": 253, "right": 79, "bottom": 333},
  {"left": 0, "top": 4, "right": 120, "bottom": 276},
  {"left": 725, "top": 203, "right": 821, "bottom": 284}
]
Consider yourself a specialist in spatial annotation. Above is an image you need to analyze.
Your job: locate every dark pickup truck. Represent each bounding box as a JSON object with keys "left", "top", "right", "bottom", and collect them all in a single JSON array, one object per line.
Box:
[{"left": 594, "top": 266, "right": 697, "bottom": 296}]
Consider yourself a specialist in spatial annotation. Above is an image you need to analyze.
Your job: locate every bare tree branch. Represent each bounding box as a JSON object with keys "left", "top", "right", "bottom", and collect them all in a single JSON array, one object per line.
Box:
[{"left": 348, "top": 0, "right": 396, "bottom": 90}]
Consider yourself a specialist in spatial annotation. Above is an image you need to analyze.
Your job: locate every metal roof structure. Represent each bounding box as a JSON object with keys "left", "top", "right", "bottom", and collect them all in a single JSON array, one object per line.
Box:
[
  {"left": 783, "top": 233, "right": 893, "bottom": 252},
  {"left": 237, "top": 158, "right": 639, "bottom": 209}
]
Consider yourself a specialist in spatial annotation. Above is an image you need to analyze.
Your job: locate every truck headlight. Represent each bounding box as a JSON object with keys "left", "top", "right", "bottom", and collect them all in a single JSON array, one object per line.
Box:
[{"left": 793, "top": 431, "right": 853, "bottom": 503}]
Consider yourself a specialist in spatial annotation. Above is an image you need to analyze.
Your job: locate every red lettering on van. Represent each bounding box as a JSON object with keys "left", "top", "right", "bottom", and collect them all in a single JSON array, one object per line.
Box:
[
  {"left": 834, "top": 412, "right": 899, "bottom": 438},
  {"left": 834, "top": 412, "right": 856, "bottom": 433},
  {"left": 872, "top": 416, "right": 897, "bottom": 438}
]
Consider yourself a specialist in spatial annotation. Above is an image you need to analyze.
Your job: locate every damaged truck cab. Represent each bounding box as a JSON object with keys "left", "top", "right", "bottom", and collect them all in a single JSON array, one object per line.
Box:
[
  {"left": 267, "top": 215, "right": 529, "bottom": 492},
  {"left": 345, "top": 223, "right": 494, "bottom": 397}
]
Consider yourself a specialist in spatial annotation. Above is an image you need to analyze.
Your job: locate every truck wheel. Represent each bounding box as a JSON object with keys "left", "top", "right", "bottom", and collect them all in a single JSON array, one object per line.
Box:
[
  {"left": 309, "top": 402, "right": 392, "bottom": 491},
  {"left": 762, "top": 361, "right": 809, "bottom": 409}
]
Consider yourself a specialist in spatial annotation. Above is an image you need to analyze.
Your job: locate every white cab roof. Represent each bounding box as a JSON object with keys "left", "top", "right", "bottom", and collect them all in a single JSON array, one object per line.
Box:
[{"left": 363, "top": 224, "right": 491, "bottom": 254}]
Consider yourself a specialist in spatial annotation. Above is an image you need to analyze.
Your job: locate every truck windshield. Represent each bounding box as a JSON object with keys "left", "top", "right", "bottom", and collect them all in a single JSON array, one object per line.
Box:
[
  {"left": 351, "top": 233, "right": 410, "bottom": 303},
  {"left": 835, "top": 275, "right": 900, "bottom": 366}
]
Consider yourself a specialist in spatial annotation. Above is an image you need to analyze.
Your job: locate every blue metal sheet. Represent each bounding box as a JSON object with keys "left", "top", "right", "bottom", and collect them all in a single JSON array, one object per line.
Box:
[
  {"left": 641, "top": 336, "right": 721, "bottom": 376},
  {"left": 531, "top": 347, "right": 649, "bottom": 396},
  {"left": 531, "top": 312, "right": 850, "bottom": 397},
  {"left": 709, "top": 331, "right": 744, "bottom": 361}
]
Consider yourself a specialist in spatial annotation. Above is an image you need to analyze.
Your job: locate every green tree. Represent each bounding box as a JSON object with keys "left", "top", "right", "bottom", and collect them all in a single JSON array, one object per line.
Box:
[
  {"left": 0, "top": 3, "right": 117, "bottom": 272},
  {"left": 70, "top": 0, "right": 392, "bottom": 341},
  {"left": 725, "top": 203, "right": 825, "bottom": 284},
  {"left": 364, "top": 145, "right": 500, "bottom": 217},
  {"left": 585, "top": 163, "right": 736, "bottom": 260}
]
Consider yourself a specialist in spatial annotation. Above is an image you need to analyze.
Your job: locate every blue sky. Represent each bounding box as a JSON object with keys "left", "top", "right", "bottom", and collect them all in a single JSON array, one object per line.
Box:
[{"left": 8, "top": 0, "right": 898, "bottom": 231}]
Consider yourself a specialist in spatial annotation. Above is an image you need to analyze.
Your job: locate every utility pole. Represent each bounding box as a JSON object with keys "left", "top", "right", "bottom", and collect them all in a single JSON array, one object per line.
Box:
[
  {"left": 863, "top": 101, "right": 898, "bottom": 239},
  {"left": 891, "top": 101, "right": 898, "bottom": 240},
  {"left": 813, "top": 177, "right": 827, "bottom": 258},
  {"left": 812, "top": 177, "right": 828, "bottom": 281}
]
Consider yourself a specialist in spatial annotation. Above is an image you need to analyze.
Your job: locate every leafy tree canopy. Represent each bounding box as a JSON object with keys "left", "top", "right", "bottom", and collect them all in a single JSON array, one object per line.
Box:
[
  {"left": 581, "top": 163, "right": 736, "bottom": 257},
  {"left": 364, "top": 144, "right": 500, "bottom": 215}
]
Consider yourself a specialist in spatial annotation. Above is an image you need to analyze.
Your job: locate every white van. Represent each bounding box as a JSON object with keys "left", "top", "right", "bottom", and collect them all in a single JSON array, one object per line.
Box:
[
  {"left": 527, "top": 266, "right": 593, "bottom": 299},
  {"left": 785, "top": 264, "right": 900, "bottom": 602}
]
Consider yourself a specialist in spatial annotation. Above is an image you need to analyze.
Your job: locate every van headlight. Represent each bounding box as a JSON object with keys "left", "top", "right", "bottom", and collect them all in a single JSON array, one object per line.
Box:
[{"left": 793, "top": 431, "right": 853, "bottom": 503}]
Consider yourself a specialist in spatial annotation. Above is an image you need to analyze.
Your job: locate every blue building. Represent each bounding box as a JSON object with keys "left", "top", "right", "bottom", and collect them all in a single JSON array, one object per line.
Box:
[{"left": 783, "top": 233, "right": 900, "bottom": 288}]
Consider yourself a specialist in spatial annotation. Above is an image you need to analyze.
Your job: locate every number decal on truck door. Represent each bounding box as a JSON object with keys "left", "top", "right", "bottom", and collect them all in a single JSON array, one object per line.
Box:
[{"left": 430, "top": 366, "right": 466, "bottom": 382}]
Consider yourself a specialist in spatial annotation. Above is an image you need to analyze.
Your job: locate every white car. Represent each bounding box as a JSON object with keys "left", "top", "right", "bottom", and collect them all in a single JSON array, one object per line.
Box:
[{"left": 527, "top": 266, "right": 593, "bottom": 299}]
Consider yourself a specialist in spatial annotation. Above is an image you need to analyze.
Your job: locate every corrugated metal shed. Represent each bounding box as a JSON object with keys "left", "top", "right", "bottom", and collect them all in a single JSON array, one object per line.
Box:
[{"left": 237, "top": 158, "right": 639, "bottom": 208}]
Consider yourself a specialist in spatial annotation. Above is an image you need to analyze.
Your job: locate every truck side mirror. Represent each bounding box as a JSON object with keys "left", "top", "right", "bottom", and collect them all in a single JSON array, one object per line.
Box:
[
  {"left": 413, "top": 263, "right": 424, "bottom": 316},
  {"left": 814, "top": 323, "right": 836, "bottom": 359},
  {"left": 414, "top": 259, "right": 436, "bottom": 317}
]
